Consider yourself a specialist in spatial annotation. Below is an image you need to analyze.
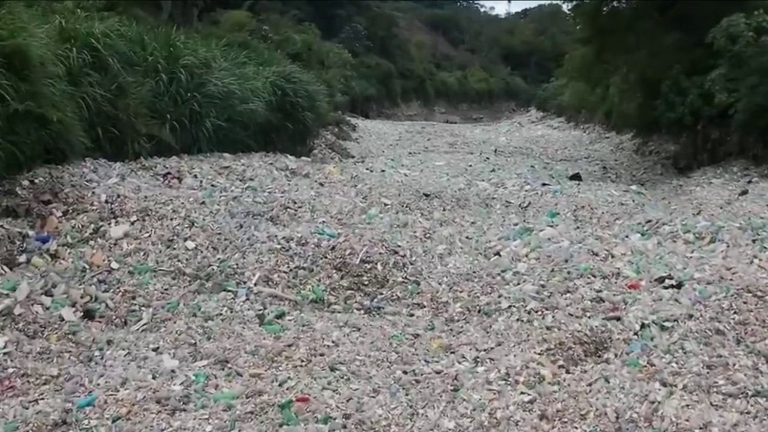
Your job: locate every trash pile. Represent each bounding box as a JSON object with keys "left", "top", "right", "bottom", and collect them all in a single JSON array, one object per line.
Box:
[{"left": 2, "top": 111, "right": 768, "bottom": 431}]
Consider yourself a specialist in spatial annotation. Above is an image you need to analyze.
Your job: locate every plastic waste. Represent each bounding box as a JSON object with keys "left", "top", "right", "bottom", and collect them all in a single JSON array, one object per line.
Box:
[
  {"left": 192, "top": 371, "right": 208, "bottom": 386},
  {"left": 75, "top": 392, "right": 98, "bottom": 410},
  {"left": 365, "top": 207, "right": 380, "bottom": 222},
  {"left": 33, "top": 233, "right": 52, "bottom": 245},
  {"left": 545, "top": 210, "right": 560, "bottom": 225},
  {"left": 279, "top": 399, "right": 300, "bottom": 426},
  {"left": 262, "top": 322, "right": 283, "bottom": 335},
  {"left": 212, "top": 389, "right": 242, "bottom": 406},
  {"left": 318, "top": 415, "right": 334, "bottom": 426},
  {"left": 625, "top": 357, "right": 643, "bottom": 370},
  {"left": 313, "top": 226, "right": 339, "bottom": 239},
  {"left": 294, "top": 394, "right": 311, "bottom": 403},
  {"left": 3, "top": 421, "right": 19, "bottom": 432},
  {"left": 626, "top": 340, "right": 647, "bottom": 354},
  {"left": 511, "top": 225, "right": 533, "bottom": 241},
  {"left": 1, "top": 279, "right": 18, "bottom": 293}
]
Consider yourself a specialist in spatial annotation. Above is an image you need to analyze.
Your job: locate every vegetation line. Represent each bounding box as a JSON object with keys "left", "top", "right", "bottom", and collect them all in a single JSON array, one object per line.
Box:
[{"left": 1, "top": 0, "right": 766, "bottom": 176}]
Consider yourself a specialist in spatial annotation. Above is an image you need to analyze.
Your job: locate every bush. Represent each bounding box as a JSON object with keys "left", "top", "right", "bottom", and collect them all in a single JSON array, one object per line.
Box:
[
  {"left": 0, "top": 3, "right": 329, "bottom": 176},
  {"left": 706, "top": 11, "right": 768, "bottom": 142},
  {"left": 662, "top": 10, "right": 768, "bottom": 166},
  {"left": 352, "top": 55, "right": 401, "bottom": 107},
  {"left": 542, "top": 1, "right": 768, "bottom": 168},
  {"left": 434, "top": 70, "right": 463, "bottom": 101},
  {"left": 500, "top": 73, "right": 534, "bottom": 105},
  {"left": 0, "top": 3, "right": 85, "bottom": 176},
  {"left": 210, "top": 10, "right": 356, "bottom": 112},
  {"left": 1, "top": 0, "right": 579, "bottom": 176}
]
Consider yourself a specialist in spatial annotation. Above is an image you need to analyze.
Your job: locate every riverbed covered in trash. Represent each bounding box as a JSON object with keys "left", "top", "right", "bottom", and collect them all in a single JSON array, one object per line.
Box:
[{"left": 2, "top": 111, "right": 768, "bottom": 431}]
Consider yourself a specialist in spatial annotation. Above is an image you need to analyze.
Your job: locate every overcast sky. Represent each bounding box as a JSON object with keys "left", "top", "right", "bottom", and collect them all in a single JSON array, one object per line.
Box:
[{"left": 477, "top": 1, "right": 557, "bottom": 15}]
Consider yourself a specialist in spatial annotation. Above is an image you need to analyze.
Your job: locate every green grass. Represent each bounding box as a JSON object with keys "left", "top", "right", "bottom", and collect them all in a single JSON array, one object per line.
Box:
[
  {"left": 0, "top": 2, "right": 547, "bottom": 178},
  {"left": 0, "top": 2, "right": 86, "bottom": 175},
  {"left": 0, "top": 2, "right": 328, "bottom": 177}
]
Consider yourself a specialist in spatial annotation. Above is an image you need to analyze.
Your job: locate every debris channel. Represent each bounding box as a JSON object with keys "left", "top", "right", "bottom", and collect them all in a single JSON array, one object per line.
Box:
[{"left": 2, "top": 111, "right": 768, "bottom": 431}]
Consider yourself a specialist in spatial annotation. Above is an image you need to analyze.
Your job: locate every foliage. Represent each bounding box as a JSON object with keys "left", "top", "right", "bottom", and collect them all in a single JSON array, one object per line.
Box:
[
  {"left": 205, "top": 10, "right": 359, "bottom": 112},
  {"left": 0, "top": 2, "right": 327, "bottom": 176},
  {"left": 495, "top": 4, "right": 575, "bottom": 86},
  {"left": 1, "top": 0, "right": 581, "bottom": 176},
  {"left": 201, "top": 0, "right": 572, "bottom": 111},
  {"left": 706, "top": 11, "right": 768, "bottom": 145},
  {"left": 541, "top": 0, "right": 768, "bottom": 169},
  {"left": 0, "top": 3, "right": 85, "bottom": 175}
]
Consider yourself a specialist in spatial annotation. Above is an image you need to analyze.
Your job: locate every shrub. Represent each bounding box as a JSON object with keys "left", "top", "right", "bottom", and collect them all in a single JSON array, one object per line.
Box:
[
  {"left": 542, "top": 1, "right": 768, "bottom": 168},
  {"left": 57, "top": 8, "right": 327, "bottom": 159},
  {"left": 706, "top": 11, "right": 768, "bottom": 143},
  {"left": 434, "top": 70, "right": 463, "bottom": 102},
  {"left": 0, "top": 3, "right": 329, "bottom": 176},
  {"left": 500, "top": 73, "right": 534, "bottom": 105},
  {"left": 210, "top": 10, "right": 356, "bottom": 112},
  {"left": 0, "top": 3, "right": 85, "bottom": 176},
  {"left": 465, "top": 66, "right": 498, "bottom": 103},
  {"left": 352, "top": 55, "right": 401, "bottom": 106}
]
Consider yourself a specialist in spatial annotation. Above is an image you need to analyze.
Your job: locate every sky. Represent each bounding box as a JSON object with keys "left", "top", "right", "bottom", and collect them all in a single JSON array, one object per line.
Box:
[{"left": 477, "top": 1, "right": 557, "bottom": 15}]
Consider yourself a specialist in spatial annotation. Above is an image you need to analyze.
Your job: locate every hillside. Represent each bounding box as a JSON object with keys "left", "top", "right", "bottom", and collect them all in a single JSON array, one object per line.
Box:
[{"left": 109, "top": 0, "right": 576, "bottom": 113}]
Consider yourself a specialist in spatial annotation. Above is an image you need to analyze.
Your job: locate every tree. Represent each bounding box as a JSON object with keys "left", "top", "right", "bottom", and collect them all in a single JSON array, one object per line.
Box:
[{"left": 545, "top": 0, "right": 768, "bottom": 168}]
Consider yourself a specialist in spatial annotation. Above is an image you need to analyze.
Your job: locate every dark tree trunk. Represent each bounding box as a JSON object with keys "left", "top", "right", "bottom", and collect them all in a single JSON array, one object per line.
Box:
[{"left": 164, "top": 0, "right": 201, "bottom": 27}]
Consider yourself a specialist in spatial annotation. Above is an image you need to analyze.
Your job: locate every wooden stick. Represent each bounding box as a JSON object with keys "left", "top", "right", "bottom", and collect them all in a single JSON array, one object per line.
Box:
[
  {"left": 355, "top": 247, "right": 368, "bottom": 265},
  {"left": 253, "top": 286, "right": 300, "bottom": 303},
  {"left": 0, "top": 223, "right": 27, "bottom": 234}
]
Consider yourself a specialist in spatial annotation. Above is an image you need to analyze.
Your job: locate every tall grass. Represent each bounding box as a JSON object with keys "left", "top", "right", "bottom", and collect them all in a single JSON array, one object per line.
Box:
[
  {"left": 0, "top": 3, "right": 329, "bottom": 177},
  {"left": 0, "top": 3, "right": 86, "bottom": 175}
]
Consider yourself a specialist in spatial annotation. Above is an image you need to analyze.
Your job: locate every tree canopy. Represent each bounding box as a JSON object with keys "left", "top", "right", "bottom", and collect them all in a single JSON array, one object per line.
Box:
[{"left": 539, "top": 0, "right": 768, "bottom": 169}]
